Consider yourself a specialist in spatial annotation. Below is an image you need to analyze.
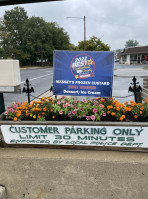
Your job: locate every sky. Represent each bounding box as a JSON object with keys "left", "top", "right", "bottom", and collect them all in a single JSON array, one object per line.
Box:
[{"left": 0, "top": 0, "right": 148, "bottom": 50}]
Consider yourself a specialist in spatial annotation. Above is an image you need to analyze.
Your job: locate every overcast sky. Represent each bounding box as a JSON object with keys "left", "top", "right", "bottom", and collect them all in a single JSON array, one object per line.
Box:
[{"left": 0, "top": 0, "right": 148, "bottom": 50}]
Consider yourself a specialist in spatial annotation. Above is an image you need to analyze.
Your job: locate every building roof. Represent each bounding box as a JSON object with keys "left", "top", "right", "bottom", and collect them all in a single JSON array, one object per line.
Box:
[
  {"left": 120, "top": 46, "right": 148, "bottom": 55},
  {"left": 0, "top": 0, "right": 61, "bottom": 6}
]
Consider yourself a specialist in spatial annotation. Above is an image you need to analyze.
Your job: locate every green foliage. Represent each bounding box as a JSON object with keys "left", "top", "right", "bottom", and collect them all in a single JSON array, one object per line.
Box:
[
  {"left": 0, "top": 7, "right": 28, "bottom": 62},
  {"left": 0, "top": 47, "right": 7, "bottom": 58},
  {"left": 125, "top": 40, "right": 139, "bottom": 48},
  {"left": 0, "top": 7, "right": 70, "bottom": 66},
  {"left": 22, "top": 17, "right": 53, "bottom": 66},
  {"left": 76, "top": 36, "right": 110, "bottom": 51}
]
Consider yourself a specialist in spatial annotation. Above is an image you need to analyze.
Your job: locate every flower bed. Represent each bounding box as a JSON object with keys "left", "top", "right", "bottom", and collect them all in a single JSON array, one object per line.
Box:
[{"left": 3, "top": 97, "right": 148, "bottom": 122}]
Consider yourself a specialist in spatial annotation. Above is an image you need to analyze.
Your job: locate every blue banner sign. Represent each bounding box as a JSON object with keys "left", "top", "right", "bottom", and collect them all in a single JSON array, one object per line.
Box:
[{"left": 53, "top": 51, "right": 114, "bottom": 97}]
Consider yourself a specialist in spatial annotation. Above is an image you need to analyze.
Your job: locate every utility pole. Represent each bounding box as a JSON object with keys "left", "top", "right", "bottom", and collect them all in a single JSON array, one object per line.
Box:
[
  {"left": 67, "top": 16, "right": 86, "bottom": 51},
  {"left": 84, "top": 16, "right": 86, "bottom": 51}
]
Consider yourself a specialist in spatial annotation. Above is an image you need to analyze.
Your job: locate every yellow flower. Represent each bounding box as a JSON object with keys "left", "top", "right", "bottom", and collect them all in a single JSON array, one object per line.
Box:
[{"left": 33, "top": 115, "right": 36, "bottom": 119}]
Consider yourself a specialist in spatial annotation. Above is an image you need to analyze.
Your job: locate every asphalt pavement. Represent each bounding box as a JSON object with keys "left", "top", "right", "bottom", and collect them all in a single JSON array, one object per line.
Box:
[
  {"left": 3, "top": 64, "right": 148, "bottom": 108},
  {"left": 4, "top": 67, "right": 53, "bottom": 108}
]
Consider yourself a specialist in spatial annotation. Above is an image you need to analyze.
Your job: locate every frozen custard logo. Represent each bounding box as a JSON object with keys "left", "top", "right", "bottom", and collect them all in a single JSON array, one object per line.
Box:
[{"left": 71, "top": 54, "right": 95, "bottom": 79}]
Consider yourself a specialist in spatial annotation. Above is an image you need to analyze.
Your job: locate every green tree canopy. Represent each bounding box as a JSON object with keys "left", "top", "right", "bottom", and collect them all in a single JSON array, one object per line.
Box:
[
  {"left": 0, "top": 7, "right": 71, "bottom": 66},
  {"left": 125, "top": 40, "right": 139, "bottom": 48},
  {"left": 0, "top": 7, "right": 28, "bottom": 62},
  {"left": 76, "top": 36, "right": 110, "bottom": 51},
  {"left": 22, "top": 17, "right": 53, "bottom": 66},
  {"left": 47, "top": 22, "right": 70, "bottom": 65}
]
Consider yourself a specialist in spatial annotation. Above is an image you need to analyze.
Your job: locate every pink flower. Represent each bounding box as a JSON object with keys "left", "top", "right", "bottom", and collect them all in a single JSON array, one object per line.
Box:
[
  {"left": 83, "top": 100, "right": 87, "bottom": 103},
  {"left": 91, "top": 115, "right": 96, "bottom": 120},
  {"left": 65, "top": 103, "right": 70, "bottom": 107},
  {"left": 57, "top": 101, "right": 61, "bottom": 105},
  {"left": 80, "top": 107, "right": 84, "bottom": 111},
  {"left": 4, "top": 111, "right": 8, "bottom": 116},
  {"left": 59, "top": 110, "right": 63, "bottom": 115},
  {"left": 102, "top": 112, "right": 106, "bottom": 117},
  {"left": 63, "top": 104, "right": 67, "bottom": 108},
  {"left": 72, "top": 111, "right": 77, "bottom": 115},
  {"left": 92, "top": 108, "right": 97, "bottom": 113},
  {"left": 8, "top": 108, "right": 14, "bottom": 112},
  {"left": 99, "top": 104, "right": 103, "bottom": 108},
  {"left": 86, "top": 116, "right": 91, "bottom": 120},
  {"left": 61, "top": 100, "right": 65, "bottom": 104},
  {"left": 13, "top": 104, "right": 17, "bottom": 109}
]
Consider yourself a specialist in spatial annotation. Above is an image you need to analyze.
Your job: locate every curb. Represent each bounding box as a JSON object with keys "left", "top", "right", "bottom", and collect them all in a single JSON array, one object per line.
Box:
[
  {"left": 0, "top": 186, "right": 6, "bottom": 199},
  {"left": 20, "top": 66, "right": 51, "bottom": 70}
]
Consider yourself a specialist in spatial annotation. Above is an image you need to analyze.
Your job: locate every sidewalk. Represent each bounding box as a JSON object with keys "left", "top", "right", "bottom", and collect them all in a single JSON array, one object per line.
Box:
[{"left": 114, "top": 68, "right": 148, "bottom": 77}]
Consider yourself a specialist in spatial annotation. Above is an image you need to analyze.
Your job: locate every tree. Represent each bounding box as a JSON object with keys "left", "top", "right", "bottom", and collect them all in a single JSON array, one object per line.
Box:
[
  {"left": 0, "top": 47, "right": 7, "bottom": 58},
  {"left": 0, "top": 7, "right": 71, "bottom": 66},
  {"left": 47, "top": 22, "right": 70, "bottom": 65},
  {"left": 22, "top": 17, "right": 53, "bottom": 66},
  {"left": 125, "top": 40, "right": 139, "bottom": 48},
  {"left": 76, "top": 36, "right": 110, "bottom": 51},
  {"left": 0, "top": 7, "right": 28, "bottom": 62}
]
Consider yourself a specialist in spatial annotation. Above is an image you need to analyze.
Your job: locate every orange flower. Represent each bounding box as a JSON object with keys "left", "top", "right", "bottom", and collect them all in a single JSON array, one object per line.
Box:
[
  {"left": 122, "top": 115, "right": 126, "bottom": 119},
  {"left": 43, "top": 107, "right": 47, "bottom": 111},
  {"left": 52, "top": 115, "right": 55, "bottom": 119},
  {"left": 42, "top": 112, "right": 45, "bottom": 116},
  {"left": 32, "top": 108, "right": 36, "bottom": 112},
  {"left": 101, "top": 99, "right": 105, "bottom": 102},
  {"left": 16, "top": 110, "right": 21, "bottom": 117},
  {"left": 13, "top": 117, "right": 17, "bottom": 121},
  {"left": 107, "top": 105, "right": 113, "bottom": 110},
  {"left": 145, "top": 99, "right": 148, "bottom": 103},
  {"left": 119, "top": 116, "right": 123, "bottom": 121},
  {"left": 38, "top": 115, "right": 41, "bottom": 119},
  {"left": 140, "top": 107, "right": 144, "bottom": 110},
  {"left": 50, "top": 108, "right": 53, "bottom": 112},
  {"left": 107, "top": 111, "right": 110, "bottom": 114},
  {"left": 134, "top": 115, "right": 138, "bottom": 119},
  {"left": 140, "top": 111, "right": 143, "bottom": 114},
  {"left": 131, "top": 102, "right": 136, "bottom": 106},
  {"left": 116, "top": 107, "right": 120, "bottom": 111},
  {"left": 111, "top": 112, "right": 115, "bottom": 116}
]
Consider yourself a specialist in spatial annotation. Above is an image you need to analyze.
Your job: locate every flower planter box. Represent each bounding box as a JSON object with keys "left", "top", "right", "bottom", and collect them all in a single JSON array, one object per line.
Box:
[{"left": 0, "top": 112, "right": 148, "bottom": 152}]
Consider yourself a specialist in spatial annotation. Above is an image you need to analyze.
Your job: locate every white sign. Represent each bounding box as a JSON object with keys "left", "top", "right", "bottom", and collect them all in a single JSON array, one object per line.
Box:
[{"left": 1, "top": 125, "right": 148, "bottom": 148}]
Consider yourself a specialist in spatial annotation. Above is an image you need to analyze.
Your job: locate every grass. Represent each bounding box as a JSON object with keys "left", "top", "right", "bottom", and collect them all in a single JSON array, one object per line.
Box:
[{"left": 143, "top": 66, "right": 148, "bottom": 70}]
